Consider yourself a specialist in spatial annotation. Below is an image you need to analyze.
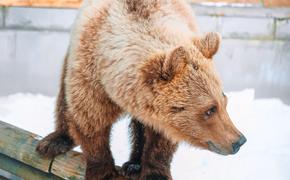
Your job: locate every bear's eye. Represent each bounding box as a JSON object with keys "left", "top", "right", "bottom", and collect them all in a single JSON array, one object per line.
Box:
[
  {"left": 193, "top": 64, "right": 199, "bottom": 70},
  {"left": 205, "top": 106, "right": 217, "bottom": 117},
  {"left": 170, "top": 106, "right": 185, "bottom": 113}
]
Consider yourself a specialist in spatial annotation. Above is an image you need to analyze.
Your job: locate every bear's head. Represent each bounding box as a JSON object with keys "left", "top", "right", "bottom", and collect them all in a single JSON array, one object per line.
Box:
[{"left": 140, "top": 32, "right": 246, "bottom": 155}]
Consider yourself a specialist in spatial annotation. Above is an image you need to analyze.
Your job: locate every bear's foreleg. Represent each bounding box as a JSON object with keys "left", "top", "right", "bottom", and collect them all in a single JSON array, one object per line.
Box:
[
  {"left": 122, "top": 118, "right": 178, "bottom": 180},
  {"left": 139, "top": 125, "right": 178, "bottom": 180},
  {"left": 36, "top": 54, "right": 75, "bottom": 158},
  {"left": 69, "top": 123, "right": 119, "bottom": 180},
  {"left": 65, "top": 68, "right": 124, "bottom": 179}
]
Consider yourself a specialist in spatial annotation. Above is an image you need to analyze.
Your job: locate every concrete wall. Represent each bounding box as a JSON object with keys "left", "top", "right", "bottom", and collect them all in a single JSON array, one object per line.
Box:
[{"left": 0, "top": 5, "right": 289, "bottom": 104}]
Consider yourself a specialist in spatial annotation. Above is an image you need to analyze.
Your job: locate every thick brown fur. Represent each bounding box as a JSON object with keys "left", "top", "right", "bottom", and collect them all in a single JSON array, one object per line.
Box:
[
  {"left": 37, "top": 0, "right": 245, "bottom": 179},
  {"left": 139, "top": 126, "right": 177, "bottom": 180}
]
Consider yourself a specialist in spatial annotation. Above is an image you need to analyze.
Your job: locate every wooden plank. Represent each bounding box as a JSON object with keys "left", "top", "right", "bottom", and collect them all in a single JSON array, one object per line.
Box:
[
  {"left": 52, "top": 151, "right": 127, "bottom": 180},
  {"left": 190, "top": 0, "right": 262, "bottom": 5},
  {"left": 0, "top": 153, "right": 63, "bottom": 180},
  {"left": 0, "top": 0, "right": 82, "bottom": 8},
  {"left": 0, "top": 120, "right": 126, "bottom": 180},
  {"left": 264, "top": 0, "right": 290, "bottom": 7},
  {"left": 51, "top": 151, "right": 85, "bottom": 180},
  {"left": 0, "top": 168, "right": 22, "bottom": 180},
  {"left": 0, "top": 120, "right": 52, "bottom": 173}
]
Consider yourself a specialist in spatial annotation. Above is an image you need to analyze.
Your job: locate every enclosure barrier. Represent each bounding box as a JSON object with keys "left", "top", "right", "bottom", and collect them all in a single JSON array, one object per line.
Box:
[{"left": 0, "top": 120, "right": 85, "bottom": 180}]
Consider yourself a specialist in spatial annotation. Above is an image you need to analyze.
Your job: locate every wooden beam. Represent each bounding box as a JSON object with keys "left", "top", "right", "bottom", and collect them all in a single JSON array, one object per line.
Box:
[
  {"left": 0, "top": 153, "right": 63, "bottom": 180},
  {"left": 51, "top": 151, "right": 85, "bottom": 180},
  {"left": 0, "top": 120, "right": 85, "bottom": 179},
  {"left": 263, "top": 0, "right": 290, "bottom": 7},
  {"left": 190, "top": 0, "right": 261, "bottom": 4},
  {"left": 0, "top": 121, "right": 52, "bottom": 173},
  {"left": 0, "top": 0, "right": 82, "bottom": 8},
  {"left": 0, "top": 120, "right": 126, "bottom": 180}
]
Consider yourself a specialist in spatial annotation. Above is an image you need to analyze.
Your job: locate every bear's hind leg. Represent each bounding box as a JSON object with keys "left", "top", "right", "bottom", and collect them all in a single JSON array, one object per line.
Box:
[
  {"left": 36, "top": 93, "right": 74, "bottom": 158},
  {"left": 36, "top": 54, "right": 75, "bottom": 158}
]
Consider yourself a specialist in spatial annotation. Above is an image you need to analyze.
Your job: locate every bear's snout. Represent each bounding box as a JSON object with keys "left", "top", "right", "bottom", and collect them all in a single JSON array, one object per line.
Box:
[
  {"left": 231, "top": 134, "right": 247, "bottom": 154},
  {"left": 207, "top": 134, "right": 247, "bottom": 155}
]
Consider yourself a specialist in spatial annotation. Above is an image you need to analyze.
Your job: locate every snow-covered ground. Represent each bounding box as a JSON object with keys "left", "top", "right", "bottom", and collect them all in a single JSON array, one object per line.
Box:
[{"left": 0, "top": 90, "right": 290, "bottom": 180}]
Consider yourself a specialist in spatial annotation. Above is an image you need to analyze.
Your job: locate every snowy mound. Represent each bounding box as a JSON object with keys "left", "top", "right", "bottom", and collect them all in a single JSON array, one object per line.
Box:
[{"left": 0, "top": 90, "right": 289, "bottom": 180}]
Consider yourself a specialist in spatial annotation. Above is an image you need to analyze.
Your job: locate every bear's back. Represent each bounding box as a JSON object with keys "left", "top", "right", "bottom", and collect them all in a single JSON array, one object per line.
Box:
[
  {"left": 71, "top": 0, "right": 197, "bottom": 59},
  {"left": 68, "top": 0, "right": 198, "bottom": 81},
  {"left": 97, "top": 0, "right": 198, "bottom": 62}
]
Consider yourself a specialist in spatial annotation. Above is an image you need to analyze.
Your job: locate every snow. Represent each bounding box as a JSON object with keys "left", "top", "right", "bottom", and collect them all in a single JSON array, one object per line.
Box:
[{"left": 0, "top": 90, "right": 290, "bottom": 180}]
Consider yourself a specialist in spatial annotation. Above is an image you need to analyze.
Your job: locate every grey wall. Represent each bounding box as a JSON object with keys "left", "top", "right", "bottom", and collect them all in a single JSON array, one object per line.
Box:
[{"left": 0, "top": 5, "right": 289, "bottom": 104}]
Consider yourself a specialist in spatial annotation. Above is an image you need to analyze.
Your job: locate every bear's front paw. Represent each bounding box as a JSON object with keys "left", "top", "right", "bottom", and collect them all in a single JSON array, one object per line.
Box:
[
  {"left": 121, "top": 161, "right": 141, "bottom": 177},
  {"left": 86, "top": 160, "right": 118, "bottom": 180},
  {"left": 139, "top": 164, "right": 171, "bottom": 180},
  {"left": 36, "top": 132, "right": 74, "bottom": 158}
]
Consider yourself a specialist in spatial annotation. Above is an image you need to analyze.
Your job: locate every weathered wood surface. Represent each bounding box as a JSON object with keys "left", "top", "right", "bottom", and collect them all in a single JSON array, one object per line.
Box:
[
  {"left": 0, "top": 0, "right": 81, "bottom": 8},
  {"left": 0, "top": 120, "right": 86, "bottom": 179},
  {"left": 264, "top": 0, "right": 290, "bottom": 7},
  {"left": 0, "top": 120, "right": 51, "bottom": 173},
  {"left": 52, "top": 151, "right": 85, "bottom": 180},
  {"left": 0, "top": 153, "right": 62, "bottom": 180},
  {"left": 0, "top": 120, "right": 127, "bottom": 180},
  {"left": 191, "top": 0, "right": 261, "bottom": 4}
]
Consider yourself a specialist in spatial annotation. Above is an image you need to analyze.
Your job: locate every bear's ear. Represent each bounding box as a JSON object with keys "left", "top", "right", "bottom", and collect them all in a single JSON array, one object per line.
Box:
[
  {"left": 193, "top": 32, "right": 221, "bottom": 59},
  {"left": 141, "top": 47, "right": 188, "bottom": 85}
]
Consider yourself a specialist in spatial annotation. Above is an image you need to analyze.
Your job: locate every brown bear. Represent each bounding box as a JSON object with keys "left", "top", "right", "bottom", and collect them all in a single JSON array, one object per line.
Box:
[{"left": 36, "top": 0, "right": 246, "bottom": 179}]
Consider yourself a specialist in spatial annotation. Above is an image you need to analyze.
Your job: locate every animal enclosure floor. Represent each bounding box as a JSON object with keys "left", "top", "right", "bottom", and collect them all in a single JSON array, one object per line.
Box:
[{"left": 0, "top": 90, "right": 289, "bottom": 180}]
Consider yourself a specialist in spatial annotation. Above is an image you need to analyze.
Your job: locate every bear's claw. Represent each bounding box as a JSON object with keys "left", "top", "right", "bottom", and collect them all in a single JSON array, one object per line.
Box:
[{"left": 121, "top": 161, "right": 141, "bottom": 176}]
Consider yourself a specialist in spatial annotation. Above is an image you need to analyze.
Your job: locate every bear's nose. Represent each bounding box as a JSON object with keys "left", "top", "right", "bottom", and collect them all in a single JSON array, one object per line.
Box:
[{"left": 232, "top": 134, "right": 247, "bottom": 154}]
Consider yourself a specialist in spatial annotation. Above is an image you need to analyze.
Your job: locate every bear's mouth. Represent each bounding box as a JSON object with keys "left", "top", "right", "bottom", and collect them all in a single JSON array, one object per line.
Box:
[{"left": 207, "top": 141, "right": 228, "bottom": 155}]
